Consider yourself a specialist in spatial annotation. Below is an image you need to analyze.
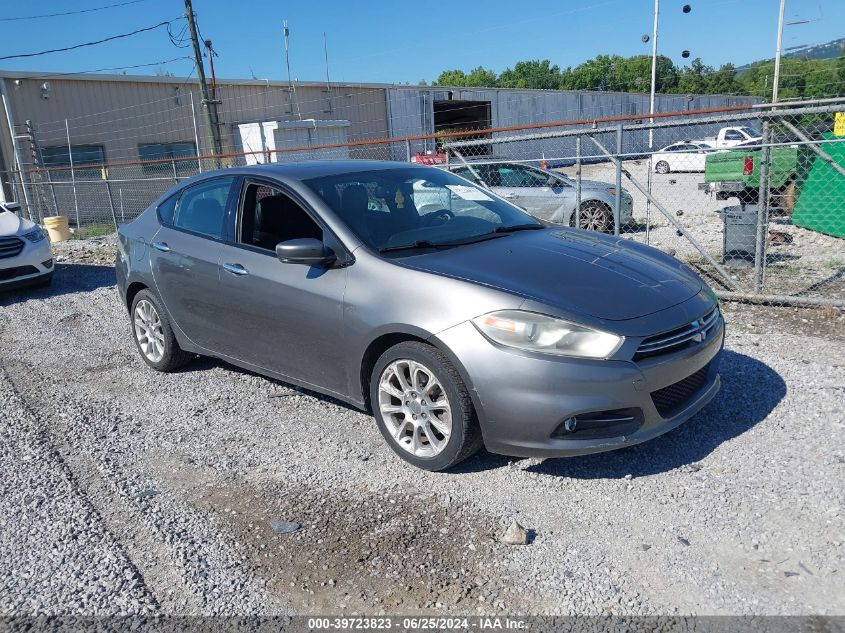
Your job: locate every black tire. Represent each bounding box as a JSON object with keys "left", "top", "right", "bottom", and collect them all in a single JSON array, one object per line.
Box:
[
  {"left": 573, "top": 201, "right": 614, "bottom": 233},
  {"left": 655, "top": 160, "right": 670, "bottom": 174},
  {"left": 737, "top": 188, "right": 758, "bottom": 205},
  {"left": 130, "top": 289, "right": 193, "bottom": 372},
  {"left": 370, "top": 341, "right": 482, "bottom": 471}
]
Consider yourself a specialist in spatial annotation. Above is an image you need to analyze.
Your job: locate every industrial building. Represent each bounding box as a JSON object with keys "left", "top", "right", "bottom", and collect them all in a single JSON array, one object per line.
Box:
[{"left": 0, "top": 69, "right": 758, "bottom": 205}]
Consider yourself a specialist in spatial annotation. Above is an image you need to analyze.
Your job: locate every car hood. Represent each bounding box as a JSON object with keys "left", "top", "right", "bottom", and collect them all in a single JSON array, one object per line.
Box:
[
  {"left": 398, "top": 229, "right": 703, "bottom": 321},
  {"left": 0, "top": 210, "right": 34, "bottom": 236}
]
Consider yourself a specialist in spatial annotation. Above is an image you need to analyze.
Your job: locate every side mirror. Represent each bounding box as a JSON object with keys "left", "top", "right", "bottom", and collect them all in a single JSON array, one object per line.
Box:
[{"left": 276, "top": 238, "right": 336, "bottom": 267}]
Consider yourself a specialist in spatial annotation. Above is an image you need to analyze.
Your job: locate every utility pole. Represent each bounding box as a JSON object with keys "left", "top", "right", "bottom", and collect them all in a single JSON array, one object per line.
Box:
[
  {"left": 184, "top": 0, "right": 222, "bottom": 162},
  {"left": 648, "top": 0, "right": 660, "bottom": 151},
  {"left": 772, "top": 0, "right": 786, "bottom": 103},
  {"left": 645, "top": 0, "right": 660, "bottom": 245}
]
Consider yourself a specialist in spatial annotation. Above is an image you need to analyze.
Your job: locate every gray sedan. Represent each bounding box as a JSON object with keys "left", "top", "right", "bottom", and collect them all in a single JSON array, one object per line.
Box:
[
  {"left": 448, "top": 161, "right": 633, "bottom": 232},
  {"left": 117, "top": 161, "right": 723, "bottom": 471}
]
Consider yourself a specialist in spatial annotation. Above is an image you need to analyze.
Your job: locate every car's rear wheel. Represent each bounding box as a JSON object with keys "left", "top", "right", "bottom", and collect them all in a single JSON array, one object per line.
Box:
[
  {"left": 371, "top": 341, "right": 482, "bottom": 471},
  {"left": 574, "top": 201, "right": 614, "bottom": 233},
  {"left": 655, "top": 160, "right": 670, "bottom": 174},
  {"left": 130, "top": 289, "right": 193, "bottom": 371}
]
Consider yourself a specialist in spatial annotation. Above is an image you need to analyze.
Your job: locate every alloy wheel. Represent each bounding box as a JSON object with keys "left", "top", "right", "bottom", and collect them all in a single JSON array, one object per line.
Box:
[
  {"left": 378, "top": 359, "right": 452, "bottom": 458},
  {"left": 133, "top": 299, "right": 165, "bottom": 363},
  {"left": 579, "top": 203, "right": 612, "bottom": 232}
]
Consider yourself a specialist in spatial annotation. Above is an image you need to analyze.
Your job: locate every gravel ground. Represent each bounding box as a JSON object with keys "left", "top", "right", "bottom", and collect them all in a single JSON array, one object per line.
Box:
[{"left": 0, "top": 242, "right": 843, "bottom": 616}]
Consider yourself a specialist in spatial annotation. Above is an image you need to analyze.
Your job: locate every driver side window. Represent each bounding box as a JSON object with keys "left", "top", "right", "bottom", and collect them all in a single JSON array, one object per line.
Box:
[{"left": 238, "top": 181, "right": 322, "bottom": 251}]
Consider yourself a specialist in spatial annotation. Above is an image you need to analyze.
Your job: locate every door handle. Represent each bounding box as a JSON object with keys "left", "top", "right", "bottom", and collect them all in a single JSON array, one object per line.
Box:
[
  {"left": 501, "top": 193, "right": 516, "bottom": 199},
  {"left": 152, "top": 241, "right": 171, "bottom": 252},
  {"left": 223, "top": 263, "right": 249, "bottom": 276}
]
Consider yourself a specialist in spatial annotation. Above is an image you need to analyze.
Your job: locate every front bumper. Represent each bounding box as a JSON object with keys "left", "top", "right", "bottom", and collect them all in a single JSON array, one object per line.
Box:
[
  {"left": 699, "top": 181, "right": 745, "bottom": 194},
  {"left": 434, "top": 314, "right": 723, "bottom": 458},
  {"left": 0, "top": 237, "right": 53, "bottom": 290}
]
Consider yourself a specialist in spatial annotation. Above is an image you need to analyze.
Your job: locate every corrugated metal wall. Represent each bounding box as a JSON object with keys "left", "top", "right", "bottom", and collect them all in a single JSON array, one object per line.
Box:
[
  {"left": 387, "top": 87, "right": 761, "bottom": 161},
  {"left": 0, "top": 75, "right": 390, "bottom": 166}
]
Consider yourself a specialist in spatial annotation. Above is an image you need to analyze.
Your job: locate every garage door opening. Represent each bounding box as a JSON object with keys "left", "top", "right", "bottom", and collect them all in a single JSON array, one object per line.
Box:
[{"left": 434, "top": 99, "right": 492, "bottom": 157}]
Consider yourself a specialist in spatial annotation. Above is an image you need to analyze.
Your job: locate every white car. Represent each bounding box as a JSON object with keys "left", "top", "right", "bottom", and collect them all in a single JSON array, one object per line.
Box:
[
  {"left": 0, "top": 202, "right": 54, "bottom": 290},
  {"left": 653, "top": 142, "right": 717, "bottom": 174}
]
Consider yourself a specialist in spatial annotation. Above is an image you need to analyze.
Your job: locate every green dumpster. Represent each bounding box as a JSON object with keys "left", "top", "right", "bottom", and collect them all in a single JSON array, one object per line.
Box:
[{"left": 791, "top": 132, "right": 845, "bottom": 239}]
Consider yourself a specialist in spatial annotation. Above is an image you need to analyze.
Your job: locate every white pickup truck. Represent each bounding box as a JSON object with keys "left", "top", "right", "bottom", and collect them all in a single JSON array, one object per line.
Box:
[{"left": 694, "top": 126, "right": 762, "bottom": 149}]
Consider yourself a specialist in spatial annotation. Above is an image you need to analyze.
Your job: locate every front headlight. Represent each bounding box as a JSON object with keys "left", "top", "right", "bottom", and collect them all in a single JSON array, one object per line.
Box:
[
  {"left": 472, "top": 310, "right": 624, "bottom": 359},
  {"left": 22, "top": 228, "right": 47, "bottom": 243}
]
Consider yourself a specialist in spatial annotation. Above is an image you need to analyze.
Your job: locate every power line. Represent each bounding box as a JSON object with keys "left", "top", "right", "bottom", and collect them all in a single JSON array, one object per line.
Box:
[
  {"left": 0, "top": 0, "right": 149, "bottom": 22},
  {"left": 7, "top": 57, "right": 194, "bottom": 80},
  {"left": 0, "top": 18, "right": 183, "bottom": 61}
]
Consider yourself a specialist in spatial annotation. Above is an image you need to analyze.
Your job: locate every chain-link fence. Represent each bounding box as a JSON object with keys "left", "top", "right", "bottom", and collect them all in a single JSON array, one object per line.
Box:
[
  {"left": 3, "top": 98, "right": 844, "bottom": 307},
  {"left": 443, "top": 99, "right": 845, "bottom": 308}
]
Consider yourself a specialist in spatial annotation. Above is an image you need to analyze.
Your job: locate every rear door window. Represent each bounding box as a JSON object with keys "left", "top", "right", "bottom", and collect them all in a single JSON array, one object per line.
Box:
[
  {"left": 173, "top": 177, "right": 234, "bottom": 240},
  {"left": 494, "top": 165, "right": 549, "bottom": 187}
]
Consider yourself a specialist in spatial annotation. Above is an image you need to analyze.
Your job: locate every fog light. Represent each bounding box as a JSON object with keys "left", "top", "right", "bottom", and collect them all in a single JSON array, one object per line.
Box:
[
  {"left": 562, "top": 417, "right": 577, "bottom": 433},
  {"left": 42, "top": 259, "right": 53, "bottom": 268}
]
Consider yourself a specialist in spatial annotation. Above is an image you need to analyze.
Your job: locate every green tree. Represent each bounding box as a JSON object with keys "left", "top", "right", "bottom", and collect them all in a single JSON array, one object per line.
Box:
[
  {"left": 434, "top": 66, "right": 497, "bottom": 87},
  {"left": 706, "top": 64, "right": 741, "bottom": 95},
  {"left": 498, "top": 60, "right": 561, "bottom": 89},
  {"left": 463, "top": 66, "right": 498, "bottom": 87},
  {"left": 435, "top": 69, "right": 468, "bottom": 86},
  {"left": 677, "top": 58, "right": 713, "bottom": 95},
  {"left": 560, "top": 54, "right": 676, "bottom": 92}
]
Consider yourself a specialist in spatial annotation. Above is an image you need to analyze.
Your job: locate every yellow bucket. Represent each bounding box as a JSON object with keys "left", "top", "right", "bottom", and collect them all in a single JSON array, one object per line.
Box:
[{"left": 43, "top": 215, "right": 71, "bottom": 243}]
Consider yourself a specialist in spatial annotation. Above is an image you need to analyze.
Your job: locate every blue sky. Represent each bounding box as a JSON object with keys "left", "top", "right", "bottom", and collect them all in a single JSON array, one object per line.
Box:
[{"left": 1, "top": 0, "right": 843, "bottom": 83}]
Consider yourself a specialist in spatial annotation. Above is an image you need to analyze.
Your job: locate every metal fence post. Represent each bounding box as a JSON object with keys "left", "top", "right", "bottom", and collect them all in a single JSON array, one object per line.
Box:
[
  {"left": 614, "top": 124, "right": 623, "bottom": 236},
  {"left": 190, "top": 90, "right": 203, "bottom": 173},
  {"left": 575, "top": 135, "right": 582, "bottom": 228},
  {"left": 45, "top": 169, "right": 58, "bottom": 217},
  {"left": 104, "top": 180, "right": 119, "bottom": 230},
  {"left": 1, "top": 91, "right": 33, "bottom": 219},
  {"left": 753, "top": 120, "right": 771, "bottom": 293},
  {"left": 65, "top": 119, "right": 80, "bottom": 229},
  {"left": 171, "top": 159, "right": 178, "bottom": 183},
  {"left": 405, "top": 139, "right": 411, "bottom": 163}
]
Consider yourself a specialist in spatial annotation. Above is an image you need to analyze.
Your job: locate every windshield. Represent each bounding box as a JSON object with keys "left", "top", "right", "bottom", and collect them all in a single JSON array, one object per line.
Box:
[
  {"left": 739, "top": 127, "right": 761, "bottom": 138},
  {"left": 303, "top": 167, "right": 541, "bottom": 253}
]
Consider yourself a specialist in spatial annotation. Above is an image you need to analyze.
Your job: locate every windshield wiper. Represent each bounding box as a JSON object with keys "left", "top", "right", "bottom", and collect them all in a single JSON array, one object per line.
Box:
[
  {"left": 493, "top": 223, "right": 545, "bottom": 233},
  {"left": 379, "top": 225, "right": 543, "bottom": 254},
  {"left": 379, "top": 240, "right": 447, "bottom": 254}
]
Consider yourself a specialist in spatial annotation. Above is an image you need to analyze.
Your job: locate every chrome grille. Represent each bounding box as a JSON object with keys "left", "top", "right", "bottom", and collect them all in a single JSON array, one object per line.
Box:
[
  {"left": 635, "top": 306, "right": 720, "bottom": 360},
  {"left": 0, "top": 237, "right": 24, "bottom": 260}
]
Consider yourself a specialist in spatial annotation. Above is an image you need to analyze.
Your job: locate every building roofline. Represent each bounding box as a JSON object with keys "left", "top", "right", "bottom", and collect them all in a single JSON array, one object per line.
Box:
[{"left": 0, "top": 69, "right": 759, "bottom": 101}]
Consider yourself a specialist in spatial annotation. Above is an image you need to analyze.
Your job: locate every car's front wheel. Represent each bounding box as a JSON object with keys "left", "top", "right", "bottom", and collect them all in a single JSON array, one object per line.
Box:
[
  {"left": 655, "top": 160, "right": 670, "bottom": 174},
  {"left": 574, "top": 201, "right": 614, "bottom": 233},
  {"left": 130, "top": 289, "right": 193, "bottom": 371},
  {"left": 371, "top": 341, "right": 482, "bottom": 471}
]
